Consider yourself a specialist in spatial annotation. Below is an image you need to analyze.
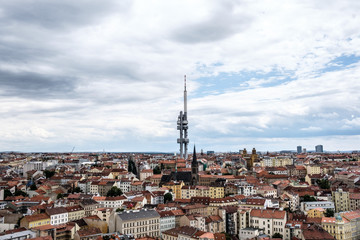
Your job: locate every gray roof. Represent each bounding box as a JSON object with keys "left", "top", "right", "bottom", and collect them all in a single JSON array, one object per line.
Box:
[{"left": 117, "top": 209, "right": 160, "bottom": 221}]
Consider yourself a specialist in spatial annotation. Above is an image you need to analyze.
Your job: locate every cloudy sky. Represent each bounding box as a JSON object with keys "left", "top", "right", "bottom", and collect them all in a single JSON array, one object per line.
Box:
[{"left": 1, "top": 0, "right": 360, "bottom": 153}]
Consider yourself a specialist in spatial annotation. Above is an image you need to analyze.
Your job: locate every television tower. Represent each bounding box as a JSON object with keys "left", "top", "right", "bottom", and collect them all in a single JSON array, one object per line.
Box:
[{"left": 177, "top": 75, "right": 189, "bottom": 159}]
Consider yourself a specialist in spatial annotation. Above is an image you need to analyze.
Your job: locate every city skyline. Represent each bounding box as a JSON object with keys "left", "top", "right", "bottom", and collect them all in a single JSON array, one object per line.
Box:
[{"left": 1, "top": 1, "right": 360, "bottom": 152}]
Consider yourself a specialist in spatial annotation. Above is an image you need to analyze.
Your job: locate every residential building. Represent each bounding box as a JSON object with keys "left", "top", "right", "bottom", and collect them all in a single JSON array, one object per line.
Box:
[
  {"left": 249, "top": 209, "right": 287, "bottom": 236},
  {"left": 239, "top": 227, "right": 263, "bottom": 240},
  {"left": 205, "top": 215, "right": 224, "bottom": 233},
  {"left": 332, "top": 189, "right": 350, "bottom": 212},
  {"left": 163, "top": 181, "right": 185, "bottom": 199},
  {"left": 209, "top": 185, "right": 224, "bottom": 199},
  {"left": 93, "top": 196, "right": 126, "bottom": 209},
  {"left": 349, "top": 193, "right": 360, "bottom": 211},
  {"left": 20, "top": 213, "right": 50, "bottom": 229},
  {"left": 140, "top": 169, "right": 153, "bottom": 181},
  {"left": 0, "top": 228, "right": 37, "bottom": 240},
  {"left": 159, "top": 211, "right": 176, "bottom": 236},
  {"left": 45, "top": 207, "right": 68, "bottom": 226},
  {"left": 80, "top": 199, "right": 100, "bottom": 217},
  {"left": 284, "top": 220, "right": 303, "bottom": 240},
  {"left": 307, "top": 208, "right": 325, "bottom": 218},
  {"left": 321, "top": 215, "right": 352, "bottom": 240},
  {"left": 180, "top": 214, "right": 206, "bottom": 231},
  {"left": 65, "top": 205, "right": 85, "bottom": 222},
  {"left": 341, "top": 210, "right": 360, "bottom": 240},
  {"left": 109, "top": 209, "right": 160, "bottom": 238}
]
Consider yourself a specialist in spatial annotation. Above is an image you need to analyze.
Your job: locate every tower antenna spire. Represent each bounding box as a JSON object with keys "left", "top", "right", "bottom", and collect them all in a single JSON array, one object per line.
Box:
[
  {"left": 177, "top": 75, "right": 189, "bottom": 159},
  {"left": 184, "top": 75, "right": 186, "bottom": 91}
]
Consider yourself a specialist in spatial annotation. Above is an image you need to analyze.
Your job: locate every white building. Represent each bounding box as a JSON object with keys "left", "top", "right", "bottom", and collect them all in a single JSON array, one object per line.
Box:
[
  {"left": 109, "top": 209, "right": 160, "bottom": 238},
  {"left": 93, "top": 196, "right": 127, "bottom": 209},
  {"left": 236, "top": 182, "right": 256, "bottom": 196},
  {"left": 239, "top": 227, "right": 263, "bottom": 240},
  {"left": 46, "top": 207, "right": 68, "bottom": 225},
  {"left": 159, "top": 211, "right": 176, "bottom": 236},
  {"left": 301, "top": 201, "right": 335, "bottom": 212},
  {"left": 116, "top": 179, "right": 132, "bottom": 194},
  {"left": 250, "top": 209, "right": 287, "bottom": 236}
]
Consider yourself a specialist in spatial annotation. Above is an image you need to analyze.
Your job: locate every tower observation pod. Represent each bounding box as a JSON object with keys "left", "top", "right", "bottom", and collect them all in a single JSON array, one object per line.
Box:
[{"left": 177, "top": 75, "right": 189, "bottom": 159}]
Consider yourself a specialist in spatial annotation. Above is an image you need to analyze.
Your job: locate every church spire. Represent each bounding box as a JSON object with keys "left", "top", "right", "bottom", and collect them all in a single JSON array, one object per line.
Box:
[{"left": 192, "top": 145, "right": 197, "bottom": 164}]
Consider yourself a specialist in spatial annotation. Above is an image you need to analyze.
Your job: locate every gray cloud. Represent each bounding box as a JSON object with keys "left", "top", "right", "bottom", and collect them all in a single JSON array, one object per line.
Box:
[
  {"left": 171, "top": 2, "right": 252, "bottom": 43},
  {"left": 0, "top": 70, "right": 77, "bottom": 99},
  {"left": 0, "top": 0, "right": 132, "bottom": 30}
]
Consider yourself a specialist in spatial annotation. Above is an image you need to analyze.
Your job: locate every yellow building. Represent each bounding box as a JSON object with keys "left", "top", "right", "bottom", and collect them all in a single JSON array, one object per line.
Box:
[
  {"left": 307, "top": 208, "right": 325, "bottom": 218},
  {"left": 209, "top": 186, "right": 224, "bottom": 198},
  {"left": 181, "top": 186, "right": 198, "bottom": 199},
  {"left": 306, "top": 165, "right": 321, "bottom": 175},
  {"left": 321, "top": 215, "right": 352, "bottom": 240},
  {"left": 20, "top": 213, "right": 50, "bottom": 229},
  {"left": 163, "top": 181, "right": 185, "bottom": 199},
  {"left": 65, "top": 205, "right": 85, "bottom": 221}
]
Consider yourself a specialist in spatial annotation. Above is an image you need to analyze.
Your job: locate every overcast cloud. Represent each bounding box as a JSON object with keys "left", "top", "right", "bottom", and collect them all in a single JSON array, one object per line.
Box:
[{"left": 0, "top": 0, "right": 360, "bottom": 152}]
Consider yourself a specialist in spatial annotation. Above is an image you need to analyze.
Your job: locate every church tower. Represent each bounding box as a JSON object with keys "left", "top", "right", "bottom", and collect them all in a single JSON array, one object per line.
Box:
[{"left": 191, "top": 145, "right": 199, "bottom": 185}]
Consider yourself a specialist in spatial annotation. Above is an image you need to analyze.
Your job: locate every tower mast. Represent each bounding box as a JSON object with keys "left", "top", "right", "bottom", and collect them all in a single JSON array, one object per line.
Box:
[{"left": 177, "top": 75, "right": 189, "bottom": 159}]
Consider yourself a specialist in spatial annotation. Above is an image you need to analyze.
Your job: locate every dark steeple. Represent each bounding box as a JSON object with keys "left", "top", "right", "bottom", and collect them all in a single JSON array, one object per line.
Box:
[
  {"left": 192, "top": 145, "right": 197, "bottom": 164},
  {"left": 191, "top": 145, "right": 199, "bottom": 185}
]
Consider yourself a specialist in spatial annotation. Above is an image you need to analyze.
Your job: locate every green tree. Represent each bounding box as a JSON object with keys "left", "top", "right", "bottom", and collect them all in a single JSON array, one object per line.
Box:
[
  {"left": 128, "top": 157, "right": 137, "bottom": 176},
  {"left": 303, "top": 194, "right": 316, "bottom": 202},
  {"left": 272, "top": 233, "right": 283, "bottom": 238},
  {"left": 4, "top": 189, "right": 13, "bottom": 199},
  {"left": 164, "top": 192, "right": 173, "bottom": 203},
  {"left": 57, "top": 193, "right": 64, "bottom": 199},
  {"left": 106, "top": 186, "right": 123, "bottom": 197},
  {"left": 44, "top": 170, "right": 55, "bottom": 179},
  {"left": 30, "top": 183, "right": 37, "bottom": 190},
  {"left": 73, "top": 187, "right": 82, "bottom": 193},
  {"left": 153, "top": 166, "right": 161, "bottom": 174},
  {"left": 14, "top": 190, "right": 28, "bottom": 197},
  {"left": 318, "top": 179, "right": 330, "bottom": 189},
  {"left": 160, "top": 163, "right": 165, "bottom": 170},
  {"left": 325, "top": 208, "right": 334, "bottom": 217}
]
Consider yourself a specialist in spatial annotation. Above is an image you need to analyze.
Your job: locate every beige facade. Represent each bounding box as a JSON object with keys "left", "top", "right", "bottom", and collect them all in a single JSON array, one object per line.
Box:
[
  {"left": 249, "top": 209, "right": 287, "bottom": 237},
  {"left": 109, "top": 209, "right": 160, "bottom": 238},
  {"left": 180, "top": 214, "right": 206, "bottom": 231},
  {"left": 306, "top": 165, "right": 321, "bottom": 175},
  {"left": 65, "top": 205, "right": 85, "bottom": 221},
  {"left": 349, "top": 193, "right": 360, "bottom": 211},
  {"left": 321, "top": 216, "right": 352, "bottom": 240},
  {"left": 333, "top": 189, "right": 350, "bottom": 213}
]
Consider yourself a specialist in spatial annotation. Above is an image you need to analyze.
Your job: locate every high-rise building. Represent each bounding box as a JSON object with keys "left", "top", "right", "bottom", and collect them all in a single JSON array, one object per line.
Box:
[
  {"left": 315, "top": 145, "right": 323, "bottom": 153},
  {"left": 297, "top": 146, "right": 302, "bottom": 154}
]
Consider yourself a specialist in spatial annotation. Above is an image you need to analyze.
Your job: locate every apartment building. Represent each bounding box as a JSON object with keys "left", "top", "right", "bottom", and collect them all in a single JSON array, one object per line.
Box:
[
  {"left": 249, "top": 209, "right": 287, "bottom": 237},
  {"left": 349, "top": 193, "right": 360, "bottom": 211},
  {"left": 332, "top": 189, "right": 350, "bottom": 212},
  {"left": 45, "top": 207, "right": 68, "bottom": 226},
  {"left": 20, "top": 213, "right": 50, "bottom": 229},
  {"left": 180, "top": 214, "right": 206, "bottom": 231},
  {"left": 109, "top": 209, "right": 160, "bottom": 238},
  {"left": 65, "top": 205, "right": 85, "bottom": 221},
  {"left": 159, "top": 211, "right": 176, "bottom": 235},
  {"left": 321, "top": 215, "right": 352, "bottom": 240}
]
